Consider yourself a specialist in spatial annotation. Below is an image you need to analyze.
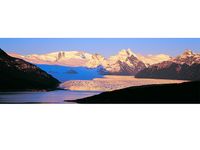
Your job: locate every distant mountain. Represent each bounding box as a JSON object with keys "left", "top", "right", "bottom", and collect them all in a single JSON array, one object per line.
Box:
[
  {"left": 9, "top": 49, "right": 170, "bottom": 75},
  {"left": 9, "top": 51, "right": 105, "bottom": 68},
  {"left": 0, "top": 49, "right": 59, "bottom": 91},
  {"left": 71, "top": 81, "right": 200, "bottom": 103},
  {"left": 85, "top": 53, "right": 105, "bottom": 68},
  {"left": 135, "top": 50, "right": 200, "bottom": 80}
]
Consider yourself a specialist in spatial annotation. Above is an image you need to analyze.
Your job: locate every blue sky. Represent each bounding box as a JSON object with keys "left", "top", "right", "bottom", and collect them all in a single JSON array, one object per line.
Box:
[{"left": 0, "top": 38, "right": 200, "bottom": 57}]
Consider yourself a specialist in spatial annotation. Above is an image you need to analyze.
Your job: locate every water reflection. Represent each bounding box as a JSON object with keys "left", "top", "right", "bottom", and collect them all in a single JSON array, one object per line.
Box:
[{"left": 0, "top": 90, "right": 100, "bottom": 103}]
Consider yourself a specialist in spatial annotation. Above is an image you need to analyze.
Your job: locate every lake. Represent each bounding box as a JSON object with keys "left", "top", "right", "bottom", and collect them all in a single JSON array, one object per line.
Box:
[{"left": 0, "top": 90, "right": 100, "bottom": 104}]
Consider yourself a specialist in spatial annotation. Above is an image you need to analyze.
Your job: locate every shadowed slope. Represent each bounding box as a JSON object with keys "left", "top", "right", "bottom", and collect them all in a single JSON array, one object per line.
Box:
[{"left": 0, "top": 49, "right": 60, "bottom": 91}]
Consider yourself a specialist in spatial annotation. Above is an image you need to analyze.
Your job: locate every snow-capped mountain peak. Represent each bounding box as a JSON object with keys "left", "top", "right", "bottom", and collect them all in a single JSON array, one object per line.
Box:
[
  {"left": 102, "top": 49, "right": 146, "bottom": 75},
  {"left": 108, "top": 49, "right": 137, "bottom": 62},
  {"left": 173, "top": 49, "right": 200, "bottom": 65},
  {"left": 182, "top": 49, "right": 194, "bottom": 56},
  {"left": 118, "top": 49, "right": 136, "bottom": 57}
]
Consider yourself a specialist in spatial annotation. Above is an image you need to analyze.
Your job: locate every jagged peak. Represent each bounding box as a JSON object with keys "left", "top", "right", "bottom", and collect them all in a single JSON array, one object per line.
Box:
[
  {"left": 118, "top": 49, "right": 137, "bottom": 57},
  {"left": 182, "top": 49, "right": 194, "bottom": 56}
]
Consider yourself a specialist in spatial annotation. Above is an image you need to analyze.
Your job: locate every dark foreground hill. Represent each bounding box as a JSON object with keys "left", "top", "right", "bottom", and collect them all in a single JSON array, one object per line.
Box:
[
  {"left": 72, "top": 81, "right": 200, "bottom": 104},
  {"left": 0, "top": 49, "right": 60, "bottom": 91}
]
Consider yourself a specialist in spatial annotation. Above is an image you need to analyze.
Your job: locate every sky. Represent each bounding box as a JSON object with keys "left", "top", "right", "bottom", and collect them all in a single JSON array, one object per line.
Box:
[{"left": 0, "top": 38, "right": 200, "bottom": 57}]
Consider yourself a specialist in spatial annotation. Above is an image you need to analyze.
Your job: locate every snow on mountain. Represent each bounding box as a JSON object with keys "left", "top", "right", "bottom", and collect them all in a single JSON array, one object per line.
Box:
[
  {"left": 85, "top": 53, "right": 105, "bottom": 68},
  {"left": 8, "top": 49, "right": 171, "bottom": 67},
  {"left": 172, "top": 49, "right": 200, "bottom": 65},
  {"left": 136, "top": 54, "right": 171, "bottom": 65},
  {"left": 8, "top": 48, "right": 200, "bottom": 80},
  {"left": 101, "top": 49, "right": 146, "bottom": 75},
  {"left": 20, "top": 51, "right": 104, "bottom": 67},
  {"left": 135, "top": 50, "right": 200, "bottom": 80},
  {"left": 8, "top": 49, "right": 172, "bottom": 75},
  {"left": 8, "top": 51, "right": 100, "bottom": 67},
  {"left": 8, "top": 52, "right": 25, "bottom": 59}
]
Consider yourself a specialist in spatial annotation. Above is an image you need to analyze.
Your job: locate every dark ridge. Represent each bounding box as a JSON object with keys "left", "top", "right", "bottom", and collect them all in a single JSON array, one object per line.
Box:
[
  {"left": 0, "top": 48, "right": 10, "bottom": 57},
  {"left": 71, "top": 81, "right": 200, "bottom": 104},
  {"left": 0, "top": 49, "right": 60, "bottom": 91}
]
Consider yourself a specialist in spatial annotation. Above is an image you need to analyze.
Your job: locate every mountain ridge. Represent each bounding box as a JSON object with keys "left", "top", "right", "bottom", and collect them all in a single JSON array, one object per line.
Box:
[
  {"left": 8, "top": 49, "right": 200, "bottom": 77},
  {"left": 8, "top": 49, "right": 171, "bottom": 75},
  {"left": 135, "top": 50, "right": 200, "bottom": 80},
  {"left": 9, "top": 49, "right": 170, "bottom": 67},
  {"left": 0, "top": 48, "right": 60, "bottom": 91}
]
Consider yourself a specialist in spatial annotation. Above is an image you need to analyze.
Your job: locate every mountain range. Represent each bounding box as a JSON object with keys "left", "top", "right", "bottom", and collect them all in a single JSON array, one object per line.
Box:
[
  {"left": 9, "top": 49, "right": 171, "bottom": 75},
  {"left": 7, "top": 48, "right": 200, "bottom": 80},
  {"left": 135, "top": 50, "right": 200, "bottom": 80}
]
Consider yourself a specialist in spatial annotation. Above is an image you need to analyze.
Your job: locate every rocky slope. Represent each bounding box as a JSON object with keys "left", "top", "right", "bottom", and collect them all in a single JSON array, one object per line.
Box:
[
  {"left": 172, "top": 49, "right": 200, "bottom": 65},
  {"left": 135, "top": 50, "right": 200, "bottom": 80},
  {"left": 0, "top": 49, "right": 60, "bottom": 91}
]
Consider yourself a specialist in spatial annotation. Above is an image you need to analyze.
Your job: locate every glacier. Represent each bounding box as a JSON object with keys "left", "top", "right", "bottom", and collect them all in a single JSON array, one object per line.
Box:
[{"left": 37, "top": 64, "right": 103, "bottom": 82}]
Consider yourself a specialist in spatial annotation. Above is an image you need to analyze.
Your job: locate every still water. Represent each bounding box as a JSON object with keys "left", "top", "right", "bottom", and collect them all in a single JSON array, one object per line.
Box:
[{"left": 0, "top": 90, "right": 100, "bottom": 103}]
